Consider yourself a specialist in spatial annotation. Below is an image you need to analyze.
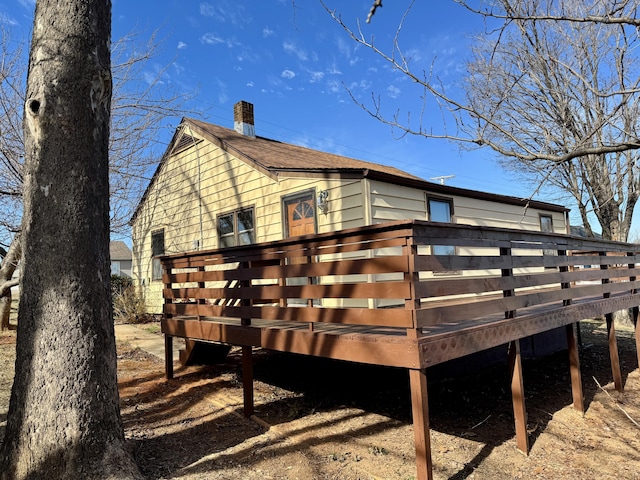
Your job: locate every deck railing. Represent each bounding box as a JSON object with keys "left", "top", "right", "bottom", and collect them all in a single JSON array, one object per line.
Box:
[
  {"left": 160, "top": 219, "right": 640, "bottom": 480},
  {"left": 161, "top": 220, "right": 640, "bottom": 335}
]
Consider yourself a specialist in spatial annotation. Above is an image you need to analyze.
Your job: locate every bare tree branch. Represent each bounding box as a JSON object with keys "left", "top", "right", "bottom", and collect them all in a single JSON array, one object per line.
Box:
[
  {"left": 326, "top": 0, "right": 640, "bottom": 241},
  {"left": 366, "top": 0, "right": 383, "bottom": 23},
  {"left": 454, "top": 0, "right": 640, "bottom": 26}
]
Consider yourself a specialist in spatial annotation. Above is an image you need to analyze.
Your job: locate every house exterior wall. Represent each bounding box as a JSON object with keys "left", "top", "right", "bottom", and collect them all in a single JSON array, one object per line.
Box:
[
  {"left": 367, "top": 179, "right": 569, "bottom": 307},
  {"left": 110, "top": 260, "right": 132, "bottom": 278},
  {"left": 132, "top": 136, "right": 366, "bottom": 313},
  {"left": 133, "top": 133, "right": 568, "bottom": 314},
  {"left": 368, "top": 179, "right": 567, "bottom": 232}
]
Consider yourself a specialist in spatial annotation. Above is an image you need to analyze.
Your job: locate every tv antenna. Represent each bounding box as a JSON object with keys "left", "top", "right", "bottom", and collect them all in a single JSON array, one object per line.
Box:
[{"left": 430, "top": 175, "right": 455, "bottom": 185}]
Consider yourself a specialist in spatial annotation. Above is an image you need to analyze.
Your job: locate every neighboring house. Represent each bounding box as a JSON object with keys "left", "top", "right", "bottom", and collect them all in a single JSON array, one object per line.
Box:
[
  {"left": 131, "top": 100, "right": 569, "bottom": 313},
  {"left": 110, "top": 241, "right": 132, "bottom": 278}
]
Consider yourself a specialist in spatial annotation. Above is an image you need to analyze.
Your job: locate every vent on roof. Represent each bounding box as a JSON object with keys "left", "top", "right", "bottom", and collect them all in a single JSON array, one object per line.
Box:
[{"left": 172, "top": 133, "right": 199, "bottom": 153}]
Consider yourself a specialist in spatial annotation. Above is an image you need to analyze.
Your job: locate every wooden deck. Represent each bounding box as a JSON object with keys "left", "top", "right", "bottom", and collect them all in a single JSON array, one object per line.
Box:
[{"left": 160, "top": 220, "right": 640, "bottom": 480}]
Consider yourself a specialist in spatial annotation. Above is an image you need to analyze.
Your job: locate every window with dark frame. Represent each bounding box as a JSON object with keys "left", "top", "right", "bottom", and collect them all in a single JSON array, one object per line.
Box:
[
  {"left": 540, "top": 214, "right": 553, "bottom": 233},
  {"left": 428, "top": 196, "right": 456, "bottom": 257},
  {"left": 151, "top": 229, "right": 165, "bottom": 281},
  {"left": 218, "top": 207, "right": 255, "bottom": 248},
  {"left": 540, "top": 214, "right": 556, "bottom": 259}
]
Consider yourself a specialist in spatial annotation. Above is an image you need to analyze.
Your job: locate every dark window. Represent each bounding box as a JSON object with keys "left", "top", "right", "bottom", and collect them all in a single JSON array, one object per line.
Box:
[
  {"left": 218, "top": 207, "right": 255, "bottom": 248},
  {"left": 540, "top": 214, "right": 556, "bottom": 259},
  {"left": 151, "top": 229, "right": 165, "bottom": 281},
  {"left": 540, "top": 214, "right": 553, "bottom": 233},
  {"left": 428, "top": 197, "right": 456, "bottom": 256}
]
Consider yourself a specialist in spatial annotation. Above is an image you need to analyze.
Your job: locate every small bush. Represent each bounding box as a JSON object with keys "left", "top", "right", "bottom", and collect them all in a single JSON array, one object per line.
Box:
[
  {"left": 111, "top": 274, "right": 133, "bottom": 296},
  {"left": 111, "top": 275, "right": 152, "bottom": 324}
]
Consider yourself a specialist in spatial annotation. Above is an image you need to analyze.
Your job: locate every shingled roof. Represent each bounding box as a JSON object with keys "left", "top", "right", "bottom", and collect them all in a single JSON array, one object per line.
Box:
[
  {"left": 131, "top": 117, "right": 568, "bottom": 223},
  {"left": 109, "top": 241, "right": 132, "bottom": 261},
  {"left": 186, "top": 118, "right": 424, "bottom": 180}
]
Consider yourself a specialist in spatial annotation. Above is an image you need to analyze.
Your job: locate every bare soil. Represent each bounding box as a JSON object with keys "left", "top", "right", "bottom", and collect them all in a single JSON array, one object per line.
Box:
[{"left": 1, "top": 320, "right": 640, "bottom": 479}]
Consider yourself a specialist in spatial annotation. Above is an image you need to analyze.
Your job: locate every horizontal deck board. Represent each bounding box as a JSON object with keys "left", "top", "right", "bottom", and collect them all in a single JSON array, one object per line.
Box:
[
  {"left": 164, "top": 280, "right": 411, "bottom": 301},
  {"left": 164, "top": 303, "right": 415, "bottom": 328}
]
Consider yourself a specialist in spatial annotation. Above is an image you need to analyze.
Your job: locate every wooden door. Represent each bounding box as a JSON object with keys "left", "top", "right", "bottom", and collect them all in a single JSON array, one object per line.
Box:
[
  {"left": 286, "top": 195, "right": 316, "bottom": 237},
  {"left": 283, "top": 194, "right": 318, "bottom": 307}
]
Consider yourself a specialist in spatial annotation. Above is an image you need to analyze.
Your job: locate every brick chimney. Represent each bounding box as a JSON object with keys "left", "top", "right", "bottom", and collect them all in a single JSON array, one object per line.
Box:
[{"left": 233, "top": 100, "right": 255, "bottom": 137}]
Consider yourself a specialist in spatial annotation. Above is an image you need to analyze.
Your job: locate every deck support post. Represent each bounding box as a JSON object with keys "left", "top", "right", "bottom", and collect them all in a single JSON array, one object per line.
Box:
[
  {"left": 409, "top": 368, "right": 432, "bottom": 480},
  {"left": 566, "top": 323, "right": 584, "bottom": 413},
  {"left": 242, "top": 346, "right": 255, "bottom": 417},
  {"left": 606, "top": 313, "right": 623, "bottom": 392},
  {"left": 164, "top": 335, "right": 174, "bottom": 380},
  {"left": 508, "top": 339, "right": 529, "bottom": 454},
  {"left": 633, "top": 306, "right": 640, "bottom": 370}
]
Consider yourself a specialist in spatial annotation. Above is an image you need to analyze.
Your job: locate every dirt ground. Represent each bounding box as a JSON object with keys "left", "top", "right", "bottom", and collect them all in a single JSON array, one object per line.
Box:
[{"left": 1, "top": 320, "right": 640, "bottom": 479}]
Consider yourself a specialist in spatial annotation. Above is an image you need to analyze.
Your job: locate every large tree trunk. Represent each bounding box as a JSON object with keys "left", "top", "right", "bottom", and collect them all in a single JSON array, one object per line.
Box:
[
  {"left": 0, "top": 232, "right": 22, "bottom": 330},
  {"left": 0, "top": 1, "right": 140, "bottom": 478}
]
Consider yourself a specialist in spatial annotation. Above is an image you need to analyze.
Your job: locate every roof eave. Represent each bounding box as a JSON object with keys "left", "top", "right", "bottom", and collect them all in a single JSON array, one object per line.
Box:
[{"left": 363, "top": 170, "right": 569, "bottom": 213}]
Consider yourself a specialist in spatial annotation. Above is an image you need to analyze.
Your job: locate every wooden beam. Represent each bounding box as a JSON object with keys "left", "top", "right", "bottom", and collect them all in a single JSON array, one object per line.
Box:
[
  {"left": 242, "top": 346, "right": 254, "bottom": 417},
  {"left": 164, "top": 335, "right": 174, "bottom": 380},
  {"left": 566, "top": 323, "right": 584, "bottom": 413},
  {"left": 409, "top": 369, "right": 432, "bottom": 480},
  {"left": 508, "top": 340, "right": 529, "bottom": 454},
  {"left": 607, "top": 313, "right": 623, "bottom": 392},
  {"left": 633, "top": 306, "right": 640, "bottom": 370}
]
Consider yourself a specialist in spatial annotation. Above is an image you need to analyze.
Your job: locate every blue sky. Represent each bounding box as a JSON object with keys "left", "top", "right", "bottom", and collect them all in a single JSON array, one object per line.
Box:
[{"left": 0, "top": 0, "right": 599, "bottom": 232}]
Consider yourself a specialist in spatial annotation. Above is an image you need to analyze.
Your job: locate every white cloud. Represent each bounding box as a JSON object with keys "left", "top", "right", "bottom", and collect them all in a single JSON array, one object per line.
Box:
[
  {"left": 215, "top": 78, "right": 228, "bottom": 105},
  {"left": 199, "top": 2, "right": 250, "bottom": 25},
  {"left": 199, "top": 3, "right": 219, "bottom": 19},
  {"left": 0, "top": 13, "right": 18, "bottom": 26},
  {"left": 143, "top": 71, "right": 163, "bottom": 86},
  {"left": 177, "top": 41, "right": 187, "bottom": 50},
  {"left": 386, "top": 85, "right": 401, "bottom": 99},
  {"left": 327, "top": 63, "right": 342, "bottom": 75},
  {"left": 263, "top": 27, "right": 275, "bottom": 38},
  {"left": 283, "top": 41, "right": 308, "bottom": 61},
  {"left": 309, "top": 71, "right": 324, "bottom": 83},
  {"left": 172, "top": 63, "right": 185, "bottom": 76},
  {"left": 326, "top": 79, "right": 341, "bottom": 94},
  {"left": 349, "top": 79, "right": 372, "bottom": 90},
  {"left": 201, "top": 33, "right": 225, "bottom": 45},
  {"left": 281, "top": 69, "right": 296, "bottom": 79},
  {"left": 247, "top": 81, "right": 255, "bottom": 87}
]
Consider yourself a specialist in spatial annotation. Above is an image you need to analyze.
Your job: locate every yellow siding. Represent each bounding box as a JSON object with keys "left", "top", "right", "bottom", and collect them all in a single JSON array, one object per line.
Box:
[
  {"left": 133, "top": 136, "right": 567, "bottom": 314},
  {"left": 132, "top": 133, "right": 365, "bottom": 312},
  {"left": 369, "top": 179, "right": 567, "bottom": 233},
  {"left": 369, "top": 181, "right": 427, "bottom": 222},
  {"left": 453, "top": 196, "right": 566, "bottom": 232}
]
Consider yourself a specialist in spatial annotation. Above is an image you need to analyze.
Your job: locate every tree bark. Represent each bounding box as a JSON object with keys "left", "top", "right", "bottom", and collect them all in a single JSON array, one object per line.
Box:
[
  {"left": 0, "top": 291, "right": 10, "bottom": 331},
  {"left": 0, "top": 1, "right": 140, "bottom": 478},
  {"left": 0, "top": 231, "right": 21, "bottom": 330}
]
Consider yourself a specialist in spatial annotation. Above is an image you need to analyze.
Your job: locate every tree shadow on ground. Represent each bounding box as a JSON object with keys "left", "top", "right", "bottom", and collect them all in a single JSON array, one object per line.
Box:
[
  {"left": 125, "top": 324, "right": 638, "bottom": 479},
  {"left": 245, "top": 325, "right": 638, "bottom": 479}
]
